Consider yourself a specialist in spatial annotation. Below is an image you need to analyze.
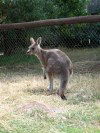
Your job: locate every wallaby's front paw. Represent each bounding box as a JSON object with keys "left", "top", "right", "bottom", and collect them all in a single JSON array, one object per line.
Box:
[{"left": 44, "top": 75, "right": 47, "bottom": 79}]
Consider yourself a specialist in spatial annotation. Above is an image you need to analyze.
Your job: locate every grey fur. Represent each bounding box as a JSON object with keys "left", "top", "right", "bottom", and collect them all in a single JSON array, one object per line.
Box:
[{"left": 27, "top": 37, "right": 73, "bottom": 100}]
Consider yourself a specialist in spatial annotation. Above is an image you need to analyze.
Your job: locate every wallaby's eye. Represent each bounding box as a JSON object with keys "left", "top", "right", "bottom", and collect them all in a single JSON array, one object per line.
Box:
[{"left": 32, "top": 48, "right": 34, "bottom": 51}]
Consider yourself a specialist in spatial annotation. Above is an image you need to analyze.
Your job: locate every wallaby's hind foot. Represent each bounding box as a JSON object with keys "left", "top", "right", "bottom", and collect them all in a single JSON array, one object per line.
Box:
[
  {"left": 61, "top": 94, "right": 67, "bottom": 100},
  {"left": 57, "top": 91, "right": 67, "bottom": 100}
]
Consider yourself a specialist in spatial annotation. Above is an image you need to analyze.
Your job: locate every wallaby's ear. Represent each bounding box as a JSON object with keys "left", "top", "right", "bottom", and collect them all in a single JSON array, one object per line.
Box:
[
  {"left": 30, "top": 37, "right": 35, "bottom": 44},
  {"left": 36, "top": 37, "right": 42, "bottom": 45}
]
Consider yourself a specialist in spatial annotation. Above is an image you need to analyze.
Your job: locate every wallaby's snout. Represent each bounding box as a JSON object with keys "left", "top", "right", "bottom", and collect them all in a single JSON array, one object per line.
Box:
[
  {"left": 26, "top": 49, "right": 30, "bottom": 54},
  {"left": 26, "top": 48, "right": 33, "bottom": 55}
]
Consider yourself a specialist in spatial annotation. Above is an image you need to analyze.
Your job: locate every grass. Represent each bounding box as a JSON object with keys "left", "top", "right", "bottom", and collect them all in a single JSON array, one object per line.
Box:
[
  {"left": 0, "top": 47, "right": 100, "bottom": 65},
  {"left": 0, "top": 47, "right": 100, "bottom": 133},
  {"left": 0, "top": 52, "right": 39, "bottom": 66},
  {"left": 0, "top": 47, "right": 100, "bottom": 75},
  {"left": 61, "top": 47, "right": 100, "bottom": 62},
  {"left": 0, "top": 74, "right": 100, "bottom": 133}
]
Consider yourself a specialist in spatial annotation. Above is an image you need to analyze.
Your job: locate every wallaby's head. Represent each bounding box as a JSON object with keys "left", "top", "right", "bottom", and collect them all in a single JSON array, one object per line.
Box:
[{"left": 27, "top": 37, "right": 42, "bottom": 55}]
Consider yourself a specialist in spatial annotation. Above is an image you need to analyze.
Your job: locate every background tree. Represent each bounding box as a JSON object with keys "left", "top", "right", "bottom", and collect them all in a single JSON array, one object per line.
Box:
[
  {"left": 1, "top": 0, "right": 88, "bottom": 23},
  {"left": 88, "top": 0, "right": 100, "bottom": 15},
  {"left": 54, "top": 0, "right": 88, "bottom": 18}
]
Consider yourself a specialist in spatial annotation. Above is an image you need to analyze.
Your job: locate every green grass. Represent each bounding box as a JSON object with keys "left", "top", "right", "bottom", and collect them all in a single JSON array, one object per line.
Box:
[
  {"left": 62, "top": 47, "right": 100, "bottom": 62},
  {"left": 0, "top": 47, "right": 100, "bottom": 66},
  {"left": 0, "top": 47, "right": 100, "bottom": 75},
  {"left": 0, "top": 102, "right": 100, "bottom": 133},
  {"left": 0, "top": 52, "right": 39, "bottom": 66},
  {"left": 0, "top": 47, "right": 100, "bottom": 133}
]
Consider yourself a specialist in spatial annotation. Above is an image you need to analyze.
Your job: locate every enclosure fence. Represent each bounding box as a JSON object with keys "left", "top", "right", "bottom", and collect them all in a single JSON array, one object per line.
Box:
[{"left": 0, "top": 15, "right": 100, "bottom": 74}]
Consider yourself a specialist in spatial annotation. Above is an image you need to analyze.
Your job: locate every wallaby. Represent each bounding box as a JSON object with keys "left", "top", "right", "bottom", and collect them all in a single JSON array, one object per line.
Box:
[{"left": 27, "top": 37, "right": 73, "bottom": 100}]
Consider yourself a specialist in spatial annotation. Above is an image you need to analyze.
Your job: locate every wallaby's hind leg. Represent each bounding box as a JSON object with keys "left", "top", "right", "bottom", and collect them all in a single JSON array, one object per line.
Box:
[
  {"left": 58, "top": 70, "right": 69, "bottom": 100},
  {"left": 48, "top": 72, "right": 53, "bottom": 94}
]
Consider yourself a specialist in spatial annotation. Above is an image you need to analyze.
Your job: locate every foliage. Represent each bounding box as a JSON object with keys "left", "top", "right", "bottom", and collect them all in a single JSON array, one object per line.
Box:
[
  {"left": 88, "top": 0, "right": 100, "bottom": 15},
  {"left": 54, "top": 0, "right": 88, "bottom": 18},
  {"left": 0, "top": 0, "right": 88, "bottom": 23}
]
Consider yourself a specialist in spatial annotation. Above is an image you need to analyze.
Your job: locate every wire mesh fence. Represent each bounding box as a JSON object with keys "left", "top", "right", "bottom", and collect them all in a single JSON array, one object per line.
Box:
[{"left": 0, "top": 17, "right": 100, "bottom": 76}]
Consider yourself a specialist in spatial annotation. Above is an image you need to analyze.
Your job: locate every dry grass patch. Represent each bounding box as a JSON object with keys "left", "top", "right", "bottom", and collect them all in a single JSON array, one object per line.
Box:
[{"left": 0, "top": 73, "right": 100, "bottom": 132}]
